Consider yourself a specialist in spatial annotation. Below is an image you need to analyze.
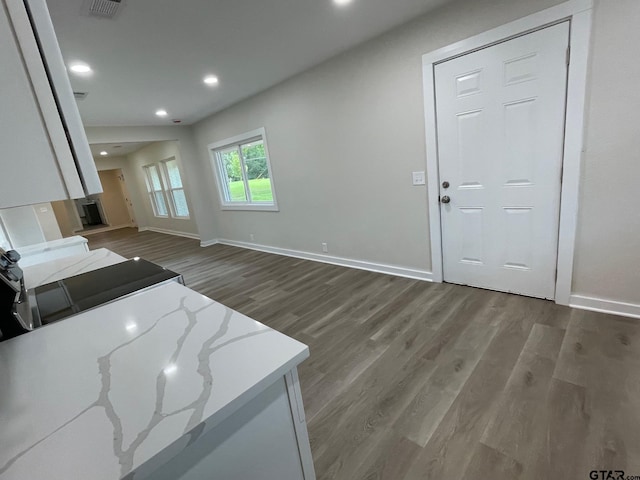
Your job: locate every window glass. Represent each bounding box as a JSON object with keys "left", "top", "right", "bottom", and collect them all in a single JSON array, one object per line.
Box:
[
  {"left": 241, "top": 141, "right": 273, "bottom": 202},
  {"left": 165, "top": 159, "right": 183, "bottom": 189},
  {"left": 211, "top": 131, "right": 277, "bottom": 210},
  {"left": 220, "top": 147, "right": 247, "bottom": 202},
  {"left": 154, "top": 191, "right": 168, "bottom": 216},
  {"left": 172, "top": 190, "right": 189, "bottom": 217},
  {"left": 148, "top": 166, "right": 162, "bottom": 191},
  {"left": 144, "top": 161, "right": 189, "bottom": 218}
]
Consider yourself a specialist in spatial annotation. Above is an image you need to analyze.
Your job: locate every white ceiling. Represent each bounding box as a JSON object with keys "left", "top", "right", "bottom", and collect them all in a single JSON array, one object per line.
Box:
[
  {"left": 46, "top": 0, "right": 449, "bottom": 127},
  {"left": 90, "top": 141, "right": 152, "bottom": 157}
]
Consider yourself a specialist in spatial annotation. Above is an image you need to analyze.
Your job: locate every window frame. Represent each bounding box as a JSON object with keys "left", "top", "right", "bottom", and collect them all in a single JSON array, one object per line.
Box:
[
  {"left": 159, "top": 157, "right": 190, "bottom": 219},
  {"left": 208, "top": 128, "right": 279, "bottom": 212},
  {"left": 142, "top": 163, "right": 169, "bottom": 218}
]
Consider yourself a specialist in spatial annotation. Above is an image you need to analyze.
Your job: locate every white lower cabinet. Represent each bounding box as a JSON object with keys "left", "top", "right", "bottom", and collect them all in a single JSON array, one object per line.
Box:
[{"left": 145, "top": 370, "right": 316, "bottom": 480}]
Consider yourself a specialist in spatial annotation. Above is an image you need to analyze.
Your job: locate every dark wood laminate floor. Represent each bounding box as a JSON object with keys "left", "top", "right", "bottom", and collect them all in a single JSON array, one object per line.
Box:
[{"left": 88, "top": 228, "right": 640, "bottom": 480}]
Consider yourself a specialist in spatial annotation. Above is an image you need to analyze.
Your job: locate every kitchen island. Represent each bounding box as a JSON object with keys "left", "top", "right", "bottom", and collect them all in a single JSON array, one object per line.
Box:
[{"left": 0, "top": 281, "right": 314, "bottom": 479}]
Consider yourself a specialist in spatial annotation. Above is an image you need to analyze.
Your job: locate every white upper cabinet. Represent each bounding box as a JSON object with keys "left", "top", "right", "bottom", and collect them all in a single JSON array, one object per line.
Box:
[{"left": 0, "top": 0, "right": 102, "bottom": 209}]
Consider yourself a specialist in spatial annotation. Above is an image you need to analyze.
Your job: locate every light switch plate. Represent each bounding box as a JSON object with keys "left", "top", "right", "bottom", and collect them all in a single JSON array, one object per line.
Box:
[{"left": 412, "top": 171, "right": 426, "bottom": 186}]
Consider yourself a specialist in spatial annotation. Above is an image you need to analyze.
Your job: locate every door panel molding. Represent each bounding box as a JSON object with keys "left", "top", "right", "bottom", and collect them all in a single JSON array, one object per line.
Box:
[{"left": 422, "top": 0, "right": 593, "bottom": 306}]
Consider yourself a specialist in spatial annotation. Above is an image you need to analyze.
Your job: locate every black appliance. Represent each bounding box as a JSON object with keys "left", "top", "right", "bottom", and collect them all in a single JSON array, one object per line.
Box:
[
  {"left": 0, "top": 255, "right": 183, "bottom": 342},
  {"left": 30, "top": 258, "right": 183, "bottom": 326},
  {"left": 0, "top": 249, "right": 34, "bottom": 341},
  {"left": 82, "top": 202, "right": 102, "bottom": 226}
]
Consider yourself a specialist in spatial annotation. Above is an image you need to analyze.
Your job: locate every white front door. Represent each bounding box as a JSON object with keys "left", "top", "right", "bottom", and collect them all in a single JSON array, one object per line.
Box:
[{"left": 435, "top": 22, "right": 570, "bottom": 299}]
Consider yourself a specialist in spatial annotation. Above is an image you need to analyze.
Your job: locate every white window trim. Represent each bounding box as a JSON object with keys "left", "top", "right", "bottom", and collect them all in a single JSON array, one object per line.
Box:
[
  {"left": 208, "top": 127, "right": 279, "bottom": 212},
  {"left": 421, "top": 0, "right": 593, "bottom": 306},
  {"left": 159, "top": 157, "right": 191, "bottom": 219},
  {"left": 142, "top": 163, "right": 169, "bottom": 218}
]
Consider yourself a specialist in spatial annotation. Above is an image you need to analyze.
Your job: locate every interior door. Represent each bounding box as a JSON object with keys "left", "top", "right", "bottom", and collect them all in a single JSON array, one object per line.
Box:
[
  {"left": 435, "top": 22, "right": 569, "bottom": 300},
  {"left": 98, "top": 169, "right": 132, "bottom": 227}
]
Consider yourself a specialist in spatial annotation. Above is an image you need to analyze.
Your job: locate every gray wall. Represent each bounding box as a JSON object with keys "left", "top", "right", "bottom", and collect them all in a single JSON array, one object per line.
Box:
[
  {"left": 191, "top": 0, "right": 564, "bottom": 271},
  {"left": 572, "top": 0, "right": 640, "bottom": 304},
  {"left": 86, "top": 127, "right": 206, "bottom": 239},
  {"left": 88, "top": 0, "right": 640, "bottom": 308},
  {"left": 123, "top": 141, "right": 199, "bottom": 236}
]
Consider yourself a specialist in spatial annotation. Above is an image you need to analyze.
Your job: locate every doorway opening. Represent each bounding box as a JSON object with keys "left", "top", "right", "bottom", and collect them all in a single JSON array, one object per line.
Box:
[{"left": 51, "top": 168, "right": 136, "bottom": 237}]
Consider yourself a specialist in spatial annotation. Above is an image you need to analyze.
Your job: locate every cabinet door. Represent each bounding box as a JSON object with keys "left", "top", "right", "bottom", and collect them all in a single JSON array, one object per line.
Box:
[
  {"left": 0, "top": 0, "right": 84, "bottom": 208},
  {"left": 27, "top": 0, "right": 103, "bottom": 196}
]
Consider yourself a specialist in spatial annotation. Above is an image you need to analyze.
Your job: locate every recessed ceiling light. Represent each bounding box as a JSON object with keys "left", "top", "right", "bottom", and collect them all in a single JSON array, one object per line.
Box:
[
  {"left": 163, "top": 364, "right": 178, "bottom": 376},
  {"left": 155, "top": 109, "right": 168, "bottom": 117},
  {"left": 333, "top": 0, "right": 352, "bottom": 6},
  {"left": 203, "top": 75, "right": 219, "bottom": 86},
  {"left": 69, "top": 63, "right": 92, "bottom": 74},
  {"left": 100, "top": 151, "right": 108, "bottom": 156}
]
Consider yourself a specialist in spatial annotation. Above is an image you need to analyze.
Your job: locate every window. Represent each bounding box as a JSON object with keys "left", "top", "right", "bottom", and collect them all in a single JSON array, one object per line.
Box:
[
  {"left": 143, "top": 164, "right": 168, "bottom": 217},
  {"left": 161, "top": 159, "right": 190, "bottom": 218},
  {"left": 209, "top": 128, "right": 278, "bottom": 211},
  {"left": 142, "top": 159, "right": 190, "bottom": 219}
]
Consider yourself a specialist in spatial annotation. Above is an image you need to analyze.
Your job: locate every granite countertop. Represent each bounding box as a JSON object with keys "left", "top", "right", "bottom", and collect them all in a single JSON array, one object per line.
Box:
[
  {"left": 0, "top": 282, "right": 309, "bottom": 480},
  {"left": 22, "top": 248, "right": 127, "bottom": 290}
]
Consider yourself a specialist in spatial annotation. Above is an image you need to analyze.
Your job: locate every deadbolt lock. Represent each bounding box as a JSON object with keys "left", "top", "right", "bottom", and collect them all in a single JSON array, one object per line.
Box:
[{"left": 442, "top": 181, "right": 450, "bottom": 189}]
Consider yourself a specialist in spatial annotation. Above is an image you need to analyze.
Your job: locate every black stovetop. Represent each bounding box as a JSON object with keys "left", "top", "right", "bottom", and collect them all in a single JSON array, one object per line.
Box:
[{"left": 31, "top": 258, "right": 182, "bottom": 326}]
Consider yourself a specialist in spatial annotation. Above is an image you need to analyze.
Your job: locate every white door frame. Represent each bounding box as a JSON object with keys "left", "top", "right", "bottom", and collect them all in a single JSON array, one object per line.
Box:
[{"left": 422, "top": 0, "right": 593, "bottom": 306}]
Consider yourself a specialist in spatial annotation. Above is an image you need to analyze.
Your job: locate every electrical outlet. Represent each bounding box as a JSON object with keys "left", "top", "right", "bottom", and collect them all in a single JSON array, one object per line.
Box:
[
  {"left": 322, "top": 242, "right": 328, "bottom": 253},
  {"left": 250, "top": 234, "right": 255, "bottom": 242}
]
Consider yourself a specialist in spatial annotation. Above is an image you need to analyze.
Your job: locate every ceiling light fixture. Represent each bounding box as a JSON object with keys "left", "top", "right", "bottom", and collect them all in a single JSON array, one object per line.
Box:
[
  {"left": 163, "top": 364, "right": 178, "bottom": 376},
  {"left": 69, "top": 63, "right": 92, "bottom": 74},
  {"left": 100, "top": 151, "right": 108, "bottom": 156},
  {"left": 155, "top": 109, "right": 168, "bottom": 117},
  {"left": 333, "top": 0, "right": 352, "bottom": 6},
  {"left": 203, "top": 75, "right": 219, "bottom": 86}
]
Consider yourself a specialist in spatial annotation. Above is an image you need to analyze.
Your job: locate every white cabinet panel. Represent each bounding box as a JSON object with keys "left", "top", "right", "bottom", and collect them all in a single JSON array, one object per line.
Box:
[
  {"left": 0, "top": 205, "right": 45, "bottom": 247},
  {"left": 27, "top": 0, "right": 103, "bottom": 196},
  {"left": 0, "top": 0, "right": 102, "bottom": 208},
  {"left": 147, "top": 377, "right": 306, "bottom": 480},
  {"left": 0, "top": 0, "right": 73, "bottom": 207}
]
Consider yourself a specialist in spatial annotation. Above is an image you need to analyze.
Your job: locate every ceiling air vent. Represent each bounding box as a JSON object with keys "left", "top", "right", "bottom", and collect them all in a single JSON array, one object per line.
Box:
[
  {"left": 74, "top": 91, "right": 88, "bottom": 100},
  {"left": 82, "top": 0, "right": 125, "bottom": 19}
]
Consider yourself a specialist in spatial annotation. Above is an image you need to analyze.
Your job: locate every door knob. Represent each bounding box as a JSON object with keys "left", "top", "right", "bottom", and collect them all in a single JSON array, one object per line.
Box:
[{"left": 441, "top": 195, "right": 451, "bottom": 204}]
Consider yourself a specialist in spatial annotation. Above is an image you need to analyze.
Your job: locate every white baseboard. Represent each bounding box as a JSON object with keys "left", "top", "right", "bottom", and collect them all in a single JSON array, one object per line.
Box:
[
  {"left": 138, "top": 227, "right": 200, "bottom": 240},
  {"left": 201, "top": 238, "right": 433, "bottom": 282},
  {"left": 73, "top": 224, "right": 131, "bottom": 236},
  {"left": 200, "top": 239, "right": 219, "bottom": 247},
  {"left": 569, "top": 294, "right": 640, "bottom": 320}
]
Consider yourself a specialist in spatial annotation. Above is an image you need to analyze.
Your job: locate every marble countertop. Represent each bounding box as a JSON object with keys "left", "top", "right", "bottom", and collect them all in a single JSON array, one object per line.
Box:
[
  {"left": 0, "top": 282, "right": 309, "bottom": 480},
  {"left": 22, "top": 248, "right": 127, "bottom": 289},
  {"left": 16, "top": 236, "right": 88, "bottom": 255}
]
